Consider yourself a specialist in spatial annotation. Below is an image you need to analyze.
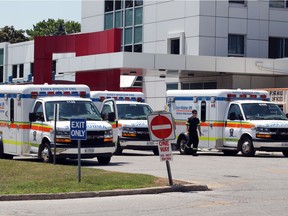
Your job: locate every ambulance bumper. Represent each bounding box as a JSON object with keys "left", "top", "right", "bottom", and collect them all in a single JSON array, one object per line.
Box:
[
  {"left": 253, "top": 140, "right": 288, "bottom": 151},
  {"left": 51, "top": 142, "right": 116, "bottom": 157},
  {"left": 119, "top": 139, "right": 158, "bottom": 150}
]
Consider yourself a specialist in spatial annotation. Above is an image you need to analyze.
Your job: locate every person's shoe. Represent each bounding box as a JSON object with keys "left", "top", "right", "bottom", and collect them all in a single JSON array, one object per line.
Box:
[{"left": 192, "top": 153, "right": 198, "bottom": 156}]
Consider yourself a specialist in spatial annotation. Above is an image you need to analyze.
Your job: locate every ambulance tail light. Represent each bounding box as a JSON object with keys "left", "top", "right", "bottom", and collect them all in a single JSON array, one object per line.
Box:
[
  {"left": 250, "top": 95, "right": 257, "bottom": 98},
  {"left": 260, "top": 95, "right": 267, "bottom": 100},
  {"left": 47, "top": 92, "right": 54, "bottom": 95},
  {"left": 125, "top": 97, "right": 130, "bottom": 101},
  {"left": 240, "top": 94, "right": 246, "bottom": 98},
  {"left": 80, "top": 91, "right": 86, "bottom": 98},
  {"left": 137, "top": 97, "right": 142, "bottom": 102},
  {"left": 31, "top": 92, "right": 38, "bottom": 98},
  {"left": 100, "top": 96, "right": 105, "bottom": 102}
]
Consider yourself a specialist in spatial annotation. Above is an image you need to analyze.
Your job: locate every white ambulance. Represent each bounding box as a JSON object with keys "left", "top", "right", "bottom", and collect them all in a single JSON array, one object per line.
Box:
[
  {"left": 0, "top": 84, "right": 116, "bottom": 164},
  {"left": 90, "top": 91, "right": 159, "bottom": 155},
  {"left": 167, "top": 89, "right": 288, "bottom": 157}
]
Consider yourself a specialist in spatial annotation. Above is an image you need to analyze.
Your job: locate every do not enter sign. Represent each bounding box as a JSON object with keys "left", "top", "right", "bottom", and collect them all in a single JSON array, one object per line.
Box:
[{"left": 147, "top": 111, "right": 175, "bottom": 141}]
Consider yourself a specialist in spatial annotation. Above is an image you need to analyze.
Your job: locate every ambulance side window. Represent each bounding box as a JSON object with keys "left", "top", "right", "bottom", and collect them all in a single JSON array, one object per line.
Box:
[
  {"left": 10, "top": 98, "right": 14, "bottom": 123},
  {"left": 201, "top": 101, "right": 206, "bottom": 122},
  {"left": 227, "top": 104, "right": 242, "bottom": 120},
  {"left": 101, "top": 101, "right": 115, "bottom": 120},
  {"left": 34, "top": 102, "right": 44, "bottom": 121}
]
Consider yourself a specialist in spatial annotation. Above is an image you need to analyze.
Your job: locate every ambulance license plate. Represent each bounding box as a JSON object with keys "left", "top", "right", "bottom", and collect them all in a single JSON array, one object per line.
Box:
[
  {"left": 148, "top": 141, "right": 155, "bottom": 145},
  {"left": 85, "top": 148, "right": 95, "bottom": 153}
]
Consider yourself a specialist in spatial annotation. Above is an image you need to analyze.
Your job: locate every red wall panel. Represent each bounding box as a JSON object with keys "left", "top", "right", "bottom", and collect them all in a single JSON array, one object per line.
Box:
[{"left": 34, "top": 29, "right": 122, "bottom": 90}]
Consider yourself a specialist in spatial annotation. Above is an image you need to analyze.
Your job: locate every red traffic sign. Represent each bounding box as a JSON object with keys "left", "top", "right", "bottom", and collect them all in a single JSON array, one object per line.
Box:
[{"left": 147, "top": 111, "right": 175, "bottom": 141}]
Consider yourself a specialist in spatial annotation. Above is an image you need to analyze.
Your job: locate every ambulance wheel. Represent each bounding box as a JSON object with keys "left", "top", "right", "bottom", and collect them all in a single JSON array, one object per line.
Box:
[
  {"left": 179, "top": 137, "right": 192, "bottom": 155},
  {"left": 282, "top": 151, "right": 288, "bottom": 157},
  {"left": 97, "top": 156, "right": 111, "bottom": 165},
  {"left": 0, "top": 142, "right": 13, "bottom": 159},
  {"left": 114, "top": 140, "right": 123, "bottom": 155},
  {"left": 239, "top": 137, "right": 255, "bottom": 157},
  {"left": 39, "top": 143, "right": 53, "bottom": 163}
]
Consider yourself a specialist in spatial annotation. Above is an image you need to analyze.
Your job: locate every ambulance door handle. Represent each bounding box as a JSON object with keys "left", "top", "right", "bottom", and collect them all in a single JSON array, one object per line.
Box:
[
  {"left": 7, "top": 123, "right": 10, "bottom": 129},
  {"left": 224, "top": 121, "right": 227, "bottom": 127},
  {"left": 209, "top": 123, "right": 213, "bottom": 128}
]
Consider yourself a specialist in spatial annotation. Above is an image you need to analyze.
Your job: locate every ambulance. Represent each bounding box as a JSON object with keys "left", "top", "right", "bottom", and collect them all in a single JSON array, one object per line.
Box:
[
  {"left": 0, "top": 84, "right": 116, "bottom": 164},
  {"left": 166, "top": 89, "right": 288, "bottom": 157},
  {"left": 90, "top": 91, "right": 159, "bottom": 155}
]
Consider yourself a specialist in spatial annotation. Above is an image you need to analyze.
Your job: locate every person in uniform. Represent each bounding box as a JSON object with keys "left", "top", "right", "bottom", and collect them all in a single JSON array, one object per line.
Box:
[{"left": 186, "top": 109, "right": 201, "bottom": 156}]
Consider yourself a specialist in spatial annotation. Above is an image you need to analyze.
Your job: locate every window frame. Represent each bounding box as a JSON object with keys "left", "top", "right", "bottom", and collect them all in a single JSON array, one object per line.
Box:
[{"left": 228, "top": 34, "right": 245, "bottom": 57}]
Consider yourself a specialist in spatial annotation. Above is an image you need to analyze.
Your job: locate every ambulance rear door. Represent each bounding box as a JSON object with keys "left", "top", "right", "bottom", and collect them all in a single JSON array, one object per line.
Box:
[{"left": 6, "top": 97, "right": 18, "bottom": 154}]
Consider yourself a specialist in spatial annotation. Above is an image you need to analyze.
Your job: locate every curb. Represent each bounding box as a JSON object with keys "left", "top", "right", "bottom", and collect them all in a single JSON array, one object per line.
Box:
[{"left": 0, "top": 184, "right": 209, "bottom": 201}]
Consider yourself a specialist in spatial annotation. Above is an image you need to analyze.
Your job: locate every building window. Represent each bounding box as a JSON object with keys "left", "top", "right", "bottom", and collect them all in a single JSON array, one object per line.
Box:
[
  {"left": 229, "top": 0, "right": 246, "bottom": 5},
  {"left": 105, "top": 13, "right": 113, "bottom": 29},
  {"left": 12, "top": 65, "right": 17, "bottom": 78},
  {"left": 0, "top": 49, "right": 3, "bottom": 65},
  {"left": 133, "top": 76, "right": 142, "bottom": 87},
  {"left": 105, "top": 0, "right": 113, "bottom": 12},
  {"left": 166, "top": 83, "right": 178, "bottom": 90},
  {"left": 19, "top": 64, "right": 24, "bottom": 78},
  {"left": 104, "top": 0, "right": 143, "bottom": 53},
  {"left": 30, "top": 63, "right": 34, "bottom": 76},
  {"left": 181, "top": 82, "right": 217, "bottom": 90},
  {"left": 0, "top": 66, "right": 3, "bottom": 83},
  {"left": 269, "top": 0, "right": 288, "bottom": 8},
  {"left": 269, "top": 37, "right": 288, "bottom": 58},
  {"left": 170, "top": 38, "right": 180, "bottom": 54},
  {"left": 228, "top": 34, "right": 245, "bottom": 57},
  {"left": 134, "top": 44, "right": 142, "bottom": 52}
]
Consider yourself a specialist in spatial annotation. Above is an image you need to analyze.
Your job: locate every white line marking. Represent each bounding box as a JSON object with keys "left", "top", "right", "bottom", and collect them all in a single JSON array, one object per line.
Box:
[{"left": 152, "top": 124, "right": 171, "bottom": 130}]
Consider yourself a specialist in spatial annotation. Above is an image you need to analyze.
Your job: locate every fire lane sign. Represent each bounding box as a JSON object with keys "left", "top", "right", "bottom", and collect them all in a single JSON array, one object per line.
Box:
[{"left": 147, "top": 111, "right": 175, "bottom": 141}]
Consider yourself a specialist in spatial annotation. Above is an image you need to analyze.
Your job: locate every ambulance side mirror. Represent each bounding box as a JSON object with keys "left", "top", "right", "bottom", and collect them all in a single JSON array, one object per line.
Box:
[
  {"left": 29, "top": 112, "right": 44, "bottom": 122},
  {"left": 29, "top": 113, "right": 37, "bottom": 122},
  {"left": 108, "top": 112, "right": 116, "bottom": 122}
]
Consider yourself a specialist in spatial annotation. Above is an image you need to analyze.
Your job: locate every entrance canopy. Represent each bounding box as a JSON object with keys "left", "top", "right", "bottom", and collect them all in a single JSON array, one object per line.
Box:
[{"left": 56, "top": 52, "right": 288, "bottom": 78}]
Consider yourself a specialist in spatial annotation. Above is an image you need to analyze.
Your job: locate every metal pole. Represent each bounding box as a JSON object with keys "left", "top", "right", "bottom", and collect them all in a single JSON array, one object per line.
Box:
[
  {"left": 166, "top": 160, "right": 173, "bottom": 186},
  {"left": 78, "top": 140, "right": 81, "bottom": 183},
  {"left": 53, "top": 104, "right": 58, "bottom": 165}
]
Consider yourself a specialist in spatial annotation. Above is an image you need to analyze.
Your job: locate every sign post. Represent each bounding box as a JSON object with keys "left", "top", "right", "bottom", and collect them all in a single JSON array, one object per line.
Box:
[
  {"left": 147, "top": 111, "right": 175, "bottom": 185},
  {"left": 70, "top": 118, "right": 87, "bottom": 183}
]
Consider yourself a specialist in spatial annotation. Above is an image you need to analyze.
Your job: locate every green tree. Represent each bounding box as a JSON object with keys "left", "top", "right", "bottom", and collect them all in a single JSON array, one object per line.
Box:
[
  {"left": 0, "top": 26, "right": 29, "bottom": 43},
  {"left": 26, "top": 19, "right": 81, "bottom": 39}
]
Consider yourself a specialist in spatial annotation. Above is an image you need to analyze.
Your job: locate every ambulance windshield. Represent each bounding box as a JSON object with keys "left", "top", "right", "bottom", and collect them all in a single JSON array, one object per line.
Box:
[
  {"left": 117, "top": 104, "right": 153, "bottom": 120},
  {"left": 241, "top": 103, "right": 287, "bottom": 120},
  {"left": 45, "top": 101, "right": 102, "bottom": 121}
]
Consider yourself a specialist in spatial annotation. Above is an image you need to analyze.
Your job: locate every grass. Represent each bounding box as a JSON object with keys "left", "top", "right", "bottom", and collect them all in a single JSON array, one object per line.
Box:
[{"left": 0, "top": 159, "right": 168, "bottom": 195}]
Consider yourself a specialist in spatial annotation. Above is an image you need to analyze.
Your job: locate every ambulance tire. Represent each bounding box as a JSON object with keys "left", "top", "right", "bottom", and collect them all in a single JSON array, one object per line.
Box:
[
  {"left": 179, "top": 137, "right": 192, "bottom": 155},
  {"left": 39, "top": 143, "right": 53, "bottom": 163},
  {"left": 0, "top": 141, "right": 13, "bottom": 160},
  {"left": 97, "top": 156, "right": 111, "bottom": 165},
  {"left": 239, "top": 136, "right": 255, "bottom": 157},
  {"left": 282, "top": 151, "right": 288, "bottom": 157},
  {"left": 114, "top": 140, "right": 123, "bottom": 155}
]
